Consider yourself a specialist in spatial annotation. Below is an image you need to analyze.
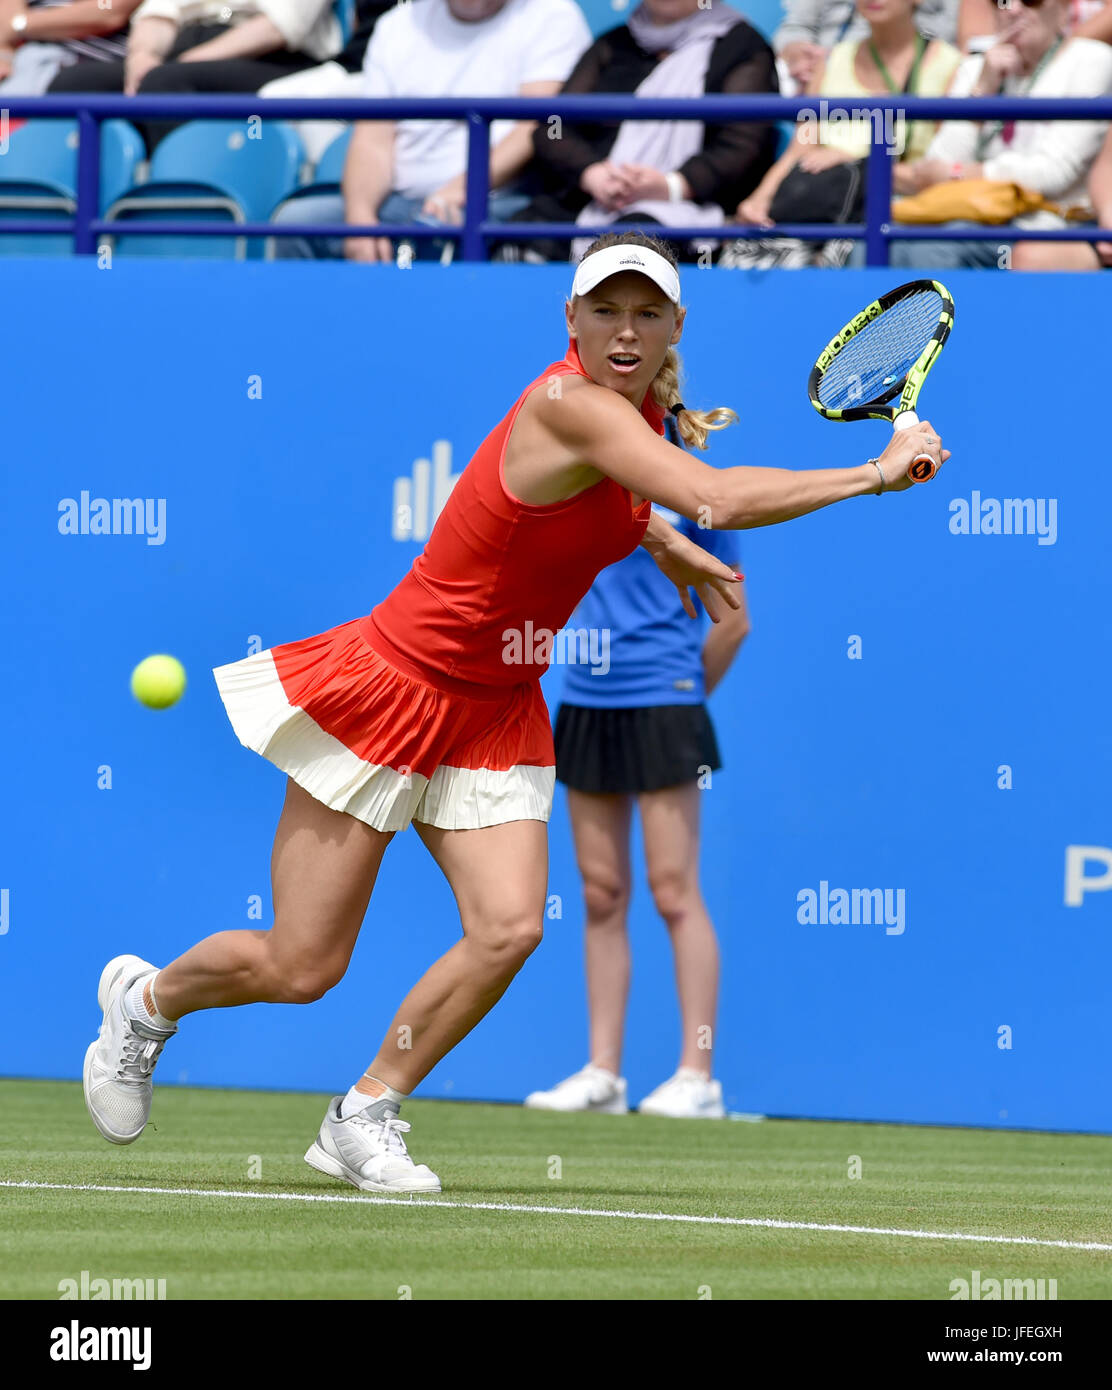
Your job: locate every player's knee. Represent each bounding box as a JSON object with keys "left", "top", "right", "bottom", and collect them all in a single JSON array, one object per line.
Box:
[
  {"left": 279, "top": 969, "right": 342, "bottom": 1005},
  {"left": 468, "top": 908, "right": 544, "bottom": 969},
  {"left": 649, "top": 870, "right": 694, "bottom": 926},
  {"left": 499, "top": 914, "right": 544, "bottom": 965},
  {"left": 263, "top": 934, "right": 348, "bottom": 1003},
  {"left": 582, "top": 874, "right": 629, "bottom": 923}
]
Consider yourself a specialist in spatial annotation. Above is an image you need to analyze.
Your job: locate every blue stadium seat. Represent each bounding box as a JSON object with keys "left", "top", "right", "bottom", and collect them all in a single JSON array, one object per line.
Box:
[
  {"left": 264, "top": 129, "right": 351, "bottom": 259},
  {"left": 311, "top": 129, "right": 352, "bottom": 187},
  {"left": 0, "top": 119, "right": 143, "bottom": 257},
  {"left": 575, "top": 0, "right": 630, "bottom": 37},
  {"left": 740, "top": 0, "right": 786, "bottom": 45},
  {"left": 104, "top": 119, "right": 305, "bottom": 260}
]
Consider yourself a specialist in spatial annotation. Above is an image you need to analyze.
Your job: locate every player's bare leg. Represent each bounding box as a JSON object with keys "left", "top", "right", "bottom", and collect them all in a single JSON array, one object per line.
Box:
[
  {"left": 361, "top": 817, "right": 549, "bottom": 1091},
  {"left": 304, "top": 817, "right": 548, "bottom": 1192},
  {"left": 83, "top": 777, "right": 391, "bottom": 1144},
  {"left": 570, "top": 791, "right": 634, "bottom": 1077},
  {"left": 522, "top": 790, "right": 633, "bottom": 1114},
  {"left": 636, "top": 781, "right": 725, "bottom": 1118},
  {"left": 155, "top": 776, "right": 393, "bottom": 1017}
]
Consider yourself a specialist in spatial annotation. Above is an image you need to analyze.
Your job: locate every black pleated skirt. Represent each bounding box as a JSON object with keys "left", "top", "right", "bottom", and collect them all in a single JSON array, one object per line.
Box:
[{"left": 553, "top": 703, "right": 722, "bottom": 795}]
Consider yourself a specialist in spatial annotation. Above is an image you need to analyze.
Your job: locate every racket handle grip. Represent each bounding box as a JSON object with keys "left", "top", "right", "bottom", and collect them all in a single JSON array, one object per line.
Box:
[
  {"left": 893, "top": 409, "right": 937, "bottom": 485},
  {"left": 908, "top": 451, "right": 938, "bottom": 483}
]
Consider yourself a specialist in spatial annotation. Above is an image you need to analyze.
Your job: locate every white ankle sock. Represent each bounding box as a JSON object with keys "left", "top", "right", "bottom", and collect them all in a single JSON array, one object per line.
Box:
[
  {"left": 124, "top": 973, "right": 176, "bottom": 1032},
  {"left": 340, "top": 1081, "right": 408, "bottom": 1119}
]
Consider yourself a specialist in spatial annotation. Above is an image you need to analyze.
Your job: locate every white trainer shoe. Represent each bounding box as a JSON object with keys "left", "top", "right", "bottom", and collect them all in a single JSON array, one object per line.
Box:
[
  {"left": 638, "top": 1068, "right": 725, "bottom": 1119},
  {"left": 83, "top": 954, "right": 176, "bottom": 1145},
  {"left": 304, "top": 1098, "right": 442, "bottom": 1193},
  {"left": 523, "top": 1064, "right": 629, "bottom": 1114}
]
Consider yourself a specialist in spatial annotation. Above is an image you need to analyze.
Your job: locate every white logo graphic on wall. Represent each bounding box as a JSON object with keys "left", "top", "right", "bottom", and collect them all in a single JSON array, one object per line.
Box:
[
  {"left": 393, "top": 440, "right": 460, "bottom": 542},
  {"left": 1065, "top": 846, "right": 1112, "bottom": 905}
]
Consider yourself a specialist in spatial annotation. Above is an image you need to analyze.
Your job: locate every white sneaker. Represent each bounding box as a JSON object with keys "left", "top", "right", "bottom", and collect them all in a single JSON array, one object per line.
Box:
[
  {"left": 83, "top": 954, "right": 176, "bottom": 1145},
  {"left": 304, "top": 1098, "right": 441, "bottom": 1193},
  {"left": 638, "top": 1069, "right": 725, "bottom": 1119},
  {"left": 523, "top": 1064, "right": 629, "bottom": 1114}
]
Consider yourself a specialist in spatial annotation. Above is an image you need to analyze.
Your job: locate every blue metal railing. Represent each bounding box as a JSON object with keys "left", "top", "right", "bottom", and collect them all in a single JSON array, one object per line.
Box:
[{"left": 2, "top": 93, "right": 1111, "bottom": 264}]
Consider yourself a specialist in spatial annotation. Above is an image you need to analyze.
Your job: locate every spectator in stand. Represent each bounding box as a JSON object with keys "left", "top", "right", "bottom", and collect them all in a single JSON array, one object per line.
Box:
[
  {"left": 0, "top": 0, "right": 142, "bottom": 92},
  {"left": 1010, "top": 122, "right": 1112, "bottom": 267},
  {"left": 730, "top": 0, "right": 960, "bottom": 264},
  {"left": 959, "top": 0, "right": 1112, "bottom": 53},
  {"left": 258, "top": 1, "right": 395, "bottom": 165},
  {"left": 271, "top": 0, "right": 592, "bottom": 262},
  {"left": 491, "top": 0, "right": 779, "bottom": 266},
  {"left": 47, "top": 0, "right": 341, "bottom": 150},
  {"left": 880, "top": 0, "right": 1112, "bottom": 268},
  {"left": 524, "top": 415, "right": 749, "bottom": 1122},
  {"left": 774, "top": 0, "right": 959, "bottom": 93}
]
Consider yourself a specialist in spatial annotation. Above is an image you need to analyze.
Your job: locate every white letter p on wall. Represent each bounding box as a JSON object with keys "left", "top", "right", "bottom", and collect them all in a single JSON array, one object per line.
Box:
[{"left": 1065, "top": 845, "right": 1112, "bottom": 906}]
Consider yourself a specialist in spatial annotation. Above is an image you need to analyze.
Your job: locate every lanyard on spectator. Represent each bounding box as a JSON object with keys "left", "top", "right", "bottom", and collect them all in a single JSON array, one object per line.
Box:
[
  {"left": 834, "top": 3, "right": 857, "bottom": 47},
  {"left": 867, "top": 33, "right": 927, "bottom": 96},
  {"left": 974, "top": 35, "right": 1064, "bottom": 162}
]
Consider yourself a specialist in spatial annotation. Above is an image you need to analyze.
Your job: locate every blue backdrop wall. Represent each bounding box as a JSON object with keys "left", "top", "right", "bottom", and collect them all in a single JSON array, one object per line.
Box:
[{"left": 1, "top": 260, "right": 1108, "bottom": 1133}]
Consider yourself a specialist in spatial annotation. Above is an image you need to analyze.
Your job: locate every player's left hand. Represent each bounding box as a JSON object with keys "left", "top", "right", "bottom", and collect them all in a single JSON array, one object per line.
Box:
[{"left": 649, "top": 526, "right": 744, "bottom": 621}]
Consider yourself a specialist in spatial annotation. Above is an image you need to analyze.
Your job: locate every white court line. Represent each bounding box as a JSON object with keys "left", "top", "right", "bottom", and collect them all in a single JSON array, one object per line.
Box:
[{"left": 2, "top": 1180, "right": 1110, "bottom": 1252}]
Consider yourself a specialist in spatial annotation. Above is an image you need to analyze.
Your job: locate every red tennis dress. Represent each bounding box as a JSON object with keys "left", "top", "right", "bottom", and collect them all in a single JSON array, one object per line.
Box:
[{"left": 212, "top": 340, "right": 665, "bottom": 830}]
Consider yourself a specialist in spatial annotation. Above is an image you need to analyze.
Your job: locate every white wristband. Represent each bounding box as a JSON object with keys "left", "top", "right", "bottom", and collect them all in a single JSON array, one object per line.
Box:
[{"left": 664, "top": 171, "right": 685, "bottom": 204}]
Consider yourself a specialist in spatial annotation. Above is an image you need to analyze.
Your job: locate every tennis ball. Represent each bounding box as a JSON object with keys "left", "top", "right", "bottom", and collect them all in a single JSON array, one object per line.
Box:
[{"left": 131, "top": 654, "right": 186, "bottom": 709}]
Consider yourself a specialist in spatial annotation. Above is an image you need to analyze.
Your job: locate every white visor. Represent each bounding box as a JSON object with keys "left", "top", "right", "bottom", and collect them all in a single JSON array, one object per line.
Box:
[{"left": 571, "top": 244, "right": 681, "bottom": 305}]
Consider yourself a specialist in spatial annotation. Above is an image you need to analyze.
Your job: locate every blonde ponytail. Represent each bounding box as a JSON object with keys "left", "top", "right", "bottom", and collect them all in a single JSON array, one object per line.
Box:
[{"left": 650, "top": 346, "right": 738, "bottom": 451}]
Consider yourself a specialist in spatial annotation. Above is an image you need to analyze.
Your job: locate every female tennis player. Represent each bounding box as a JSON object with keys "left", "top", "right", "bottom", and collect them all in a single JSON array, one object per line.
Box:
[{"left": 83, "top": 231, "right": 948, "bottom": 1193}]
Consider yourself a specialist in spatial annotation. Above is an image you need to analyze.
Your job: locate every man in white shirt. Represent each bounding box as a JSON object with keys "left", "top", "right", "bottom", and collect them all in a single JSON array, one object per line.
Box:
[
  {"left": 869, "top": 0, "right": 1112, "bottom": 267},
  {"left": 271, "top": 0, "right": 591, "bottom": 260}
]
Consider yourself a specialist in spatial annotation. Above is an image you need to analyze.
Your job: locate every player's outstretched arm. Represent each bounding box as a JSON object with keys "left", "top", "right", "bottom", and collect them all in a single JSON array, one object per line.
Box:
[{"left": 545, "top": 381, "right": 950, "bottom": 529}]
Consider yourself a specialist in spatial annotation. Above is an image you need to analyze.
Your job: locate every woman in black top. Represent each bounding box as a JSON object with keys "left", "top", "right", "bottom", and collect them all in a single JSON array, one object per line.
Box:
[{"left": 493, "top": 0, "right": 779, "bottom": 263}]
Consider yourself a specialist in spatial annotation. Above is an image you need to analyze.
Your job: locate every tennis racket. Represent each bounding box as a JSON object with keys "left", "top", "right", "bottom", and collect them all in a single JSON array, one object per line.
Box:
[{"left": 808, "top": 279, "right": 954, "bottom": 483}]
